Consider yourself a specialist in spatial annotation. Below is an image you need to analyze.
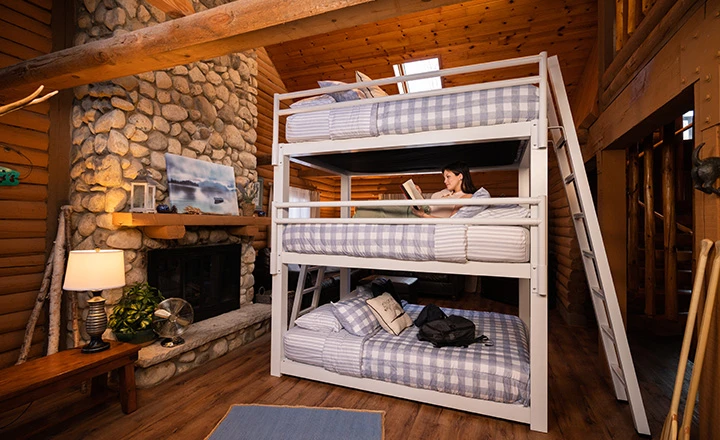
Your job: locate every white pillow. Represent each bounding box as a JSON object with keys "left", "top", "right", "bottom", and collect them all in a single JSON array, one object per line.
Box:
[
  {"left": 294, "top": 304, "right": 342, "bottom": 332},
  {"left": 290, "top": 94, "right": 336, "bottom": 109},
  {"left": 452, "top": 187, "right": 491, "bottom": 218},
  {"left": 355, "top": 71, "right": 389, "bottom": 98},
  {"left": 365, "top": 293, "right": 413, "bottom": 336},
  {"left": 475, "top": 204, "right": 531, "bottom": 219}
]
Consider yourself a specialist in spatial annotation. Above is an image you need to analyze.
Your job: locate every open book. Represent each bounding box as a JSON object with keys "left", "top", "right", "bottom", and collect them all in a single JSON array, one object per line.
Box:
[{"left": 400, "top": 179, "right": 424, "bottom": 210}]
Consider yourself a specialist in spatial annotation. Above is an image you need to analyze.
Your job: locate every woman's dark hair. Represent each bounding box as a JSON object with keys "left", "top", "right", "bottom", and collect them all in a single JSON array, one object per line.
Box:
[{"left": 442, "top": 161, "right": 477, "bottom": 194}]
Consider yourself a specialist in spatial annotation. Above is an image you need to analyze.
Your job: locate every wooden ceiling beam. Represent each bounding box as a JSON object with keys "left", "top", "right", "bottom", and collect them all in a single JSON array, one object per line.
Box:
[
  {"left": 145, "top": 0, "right": 195, "bottom": 18},
  {"left": 0, "top": 0, "right": 465, "bottom": 103}
]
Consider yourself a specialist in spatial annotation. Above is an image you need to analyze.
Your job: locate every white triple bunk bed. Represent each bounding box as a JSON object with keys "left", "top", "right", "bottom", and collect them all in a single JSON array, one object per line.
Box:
[{"left": 270, "top": 52, "right": 551, "bottom": 432}]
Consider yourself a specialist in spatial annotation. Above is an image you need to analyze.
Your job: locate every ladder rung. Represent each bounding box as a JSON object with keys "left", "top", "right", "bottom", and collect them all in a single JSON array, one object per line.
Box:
[
  {"left": 300, "top": 287, "right": 317, "bottom": 295},
  {"left": 591, "top": 288, "right": 605, "bottom": 300},
  {"left": 582, "top": 249, "right": 595, "bottom": 259},
  {"left": 554, "top": 137, "right": 567, "bottom": 150},
  {"left": 610, "top": 364, "right": 627, "bottom": 388},
  {"left": 563, "top": 173, "right": 575, "bottom": 184},
  {"left": 600, "top": 324, "right": 616, "bottom": 343}
]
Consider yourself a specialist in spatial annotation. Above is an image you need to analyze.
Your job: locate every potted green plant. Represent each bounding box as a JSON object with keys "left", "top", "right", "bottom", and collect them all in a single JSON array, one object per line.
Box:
[
  {"left": 238, "top": 181, "right": 258, "bottom": 216},
  {"left": 108, "top": 282, "right": 164, "bottom": 344}
]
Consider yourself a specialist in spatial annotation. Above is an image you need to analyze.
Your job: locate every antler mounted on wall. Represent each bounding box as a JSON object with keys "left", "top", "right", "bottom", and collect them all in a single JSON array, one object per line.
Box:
[{"left": 0, "top": 85, "right": 58, "bottom": 117}]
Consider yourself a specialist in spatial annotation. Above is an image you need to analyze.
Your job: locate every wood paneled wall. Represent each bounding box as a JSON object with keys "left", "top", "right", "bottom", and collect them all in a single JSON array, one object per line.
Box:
[{"left": 0, "top": 0, "right": 54, "bottom": 368}]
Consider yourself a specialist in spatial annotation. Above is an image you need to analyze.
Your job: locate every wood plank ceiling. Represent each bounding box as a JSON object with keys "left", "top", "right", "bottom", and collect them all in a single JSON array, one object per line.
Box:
[{"left": 265, "top": 0, "right": 597, "bottom": 101}]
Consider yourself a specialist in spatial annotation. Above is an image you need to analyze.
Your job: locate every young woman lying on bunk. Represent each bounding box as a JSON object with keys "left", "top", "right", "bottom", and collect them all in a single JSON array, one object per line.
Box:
[
  {"left": 411, "top": 161, "right": 481, "bottom": 218},
  {"left": 352, "top": 161, "right": 489, "bottom": 219}
]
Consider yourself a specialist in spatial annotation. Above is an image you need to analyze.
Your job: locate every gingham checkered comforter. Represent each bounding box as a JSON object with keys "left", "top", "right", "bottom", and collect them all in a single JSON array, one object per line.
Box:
[
  {"left": 284, "top": 304, "right": 531, "bottom": 405},
  {"left": 362, "top": 304, "right": 530, "bottom": 405},
  {"left": 284, "top": 85, "right": 539, "bottom": 142},
  {"left": 376, "top": 85, "right": 539, "bottom": 136},
  {"left": 282, "top": 224, "right": 467, "bottom": 263}
]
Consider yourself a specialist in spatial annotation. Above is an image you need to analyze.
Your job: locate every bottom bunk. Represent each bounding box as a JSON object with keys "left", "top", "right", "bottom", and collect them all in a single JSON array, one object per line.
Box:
[{"left": 277, "top": 296, "right": 540, "bottom": 427}]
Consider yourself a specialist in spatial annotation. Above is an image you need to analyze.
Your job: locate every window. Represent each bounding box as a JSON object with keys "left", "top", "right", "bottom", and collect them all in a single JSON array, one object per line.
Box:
[
  {"left": 392, "top": 58, "right": 442, "bottom": 94},
  {"left": 288, "top": 186, "right": 311, "bottom": 218},
  {"left": 682, "top": 110, "right": 693, "bottom": 141}
]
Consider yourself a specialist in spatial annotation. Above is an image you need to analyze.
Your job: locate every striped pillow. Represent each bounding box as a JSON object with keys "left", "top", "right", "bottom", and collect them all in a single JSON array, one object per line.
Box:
[{"left": 294, "top": 304, "right": 342, "bottom": 333}]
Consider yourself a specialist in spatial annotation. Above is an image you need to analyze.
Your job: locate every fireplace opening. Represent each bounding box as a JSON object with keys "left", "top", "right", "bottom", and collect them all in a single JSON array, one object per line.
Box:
[{"left": 147, "top": 244, "right": 241, "bottom": 322}]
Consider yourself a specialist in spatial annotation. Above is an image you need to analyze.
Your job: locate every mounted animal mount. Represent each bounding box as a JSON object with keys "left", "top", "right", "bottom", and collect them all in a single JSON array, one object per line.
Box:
[
  {"left": 0, "top": 85, "right": 57, "bottom": 117},
  {"left": 691, "top": 142, "right": 720, "bottom": 196}
]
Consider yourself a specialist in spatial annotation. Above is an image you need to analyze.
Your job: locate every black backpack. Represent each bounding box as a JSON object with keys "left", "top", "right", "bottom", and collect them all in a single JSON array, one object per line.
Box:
[{"left": 415, "top": 305, "right": 493, "bottom": 348}]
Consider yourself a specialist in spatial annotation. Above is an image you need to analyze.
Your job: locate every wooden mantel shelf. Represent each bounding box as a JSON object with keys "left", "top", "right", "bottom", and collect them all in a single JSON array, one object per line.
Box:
[{"left": 112, "top": 213, "right": 270, "bottom": 239}]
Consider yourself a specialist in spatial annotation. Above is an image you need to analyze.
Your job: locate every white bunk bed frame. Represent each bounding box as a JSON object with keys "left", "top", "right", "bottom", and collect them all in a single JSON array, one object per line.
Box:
[{"left": 270, "top": 52, "right": 550, "bottom": 432}]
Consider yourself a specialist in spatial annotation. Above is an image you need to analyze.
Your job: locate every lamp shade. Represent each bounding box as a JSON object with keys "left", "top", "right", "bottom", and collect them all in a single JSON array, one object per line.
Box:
[{"left": 63, "top": 249, "right": 126, "bottom": 291}]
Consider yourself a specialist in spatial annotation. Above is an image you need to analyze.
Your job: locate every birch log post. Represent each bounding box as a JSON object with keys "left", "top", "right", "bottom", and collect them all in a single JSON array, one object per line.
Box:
[
  {"left": 16, "top": 251, "right": 55, "bottom": 364},
  {"left": 47, "top": 211, "right": 67, "bottom": 355},
  {"left": 62, "top": 206, "right": 80, "bottom": 349}
]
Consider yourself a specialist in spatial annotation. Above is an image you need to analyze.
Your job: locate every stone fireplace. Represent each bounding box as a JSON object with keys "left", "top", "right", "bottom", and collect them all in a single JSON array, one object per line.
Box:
[
  {"left": 66, "top": 0, "right": 271, "bottom": 388},
  {"left": 147, "top": 244, "right": 242, "bottom": 322}
]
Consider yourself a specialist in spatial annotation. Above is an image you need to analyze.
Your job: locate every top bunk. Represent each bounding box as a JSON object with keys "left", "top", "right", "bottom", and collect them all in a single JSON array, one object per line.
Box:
[{"left": 272, "top": 52, "right": 549, "bottom": 176}]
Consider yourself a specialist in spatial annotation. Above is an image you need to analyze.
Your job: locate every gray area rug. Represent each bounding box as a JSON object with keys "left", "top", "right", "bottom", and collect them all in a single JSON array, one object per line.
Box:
[{"left": 206, "top": 404, "right": 385, "bottom": 440}]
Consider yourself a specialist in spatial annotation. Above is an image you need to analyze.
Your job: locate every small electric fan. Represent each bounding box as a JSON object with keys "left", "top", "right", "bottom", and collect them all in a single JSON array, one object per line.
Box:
[{"left": 153, "top": 298, "right": 194, "bottom": 347}]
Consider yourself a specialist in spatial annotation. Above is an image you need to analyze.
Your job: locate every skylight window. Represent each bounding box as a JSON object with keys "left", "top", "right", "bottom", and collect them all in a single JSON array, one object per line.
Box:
[{"left": 393, "top": 58, "right": 442, "bottom": 94}]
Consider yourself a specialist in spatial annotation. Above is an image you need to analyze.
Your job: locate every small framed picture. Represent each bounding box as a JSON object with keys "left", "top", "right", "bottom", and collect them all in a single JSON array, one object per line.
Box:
[{"left": 254, "top": 177, "right": 264, "bottom": 211}]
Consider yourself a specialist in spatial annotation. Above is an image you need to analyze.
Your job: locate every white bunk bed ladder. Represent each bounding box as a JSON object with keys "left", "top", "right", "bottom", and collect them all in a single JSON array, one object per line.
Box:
[
  {"left": 546, "top": 56, "right": 650, "bottom": 435},
  {"left": 288, "top": 265, "right": 326, "bottom": 328}
]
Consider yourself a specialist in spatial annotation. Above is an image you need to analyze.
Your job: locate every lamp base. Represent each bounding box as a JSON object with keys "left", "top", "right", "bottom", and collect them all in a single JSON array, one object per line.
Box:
[{"left": 82, "top": 336, "right": 110, "bottom": 353}]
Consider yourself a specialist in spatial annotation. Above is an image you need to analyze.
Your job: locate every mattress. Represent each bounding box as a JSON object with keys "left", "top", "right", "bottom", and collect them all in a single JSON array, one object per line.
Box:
[
  {"left": 285, "top": 85, "right": 540, "bottom": 143},
  {"left": 282, "top": 223, "right": 468, "bottom": 263},
  {"left": 282, "top": 223, "right": 529, "bottom": 263},
  {"left": 467, "top": 226, "right": 529, "bottom": 262},
  {"left": 283, "top": 304, "right": 530, "bottom": 405}
]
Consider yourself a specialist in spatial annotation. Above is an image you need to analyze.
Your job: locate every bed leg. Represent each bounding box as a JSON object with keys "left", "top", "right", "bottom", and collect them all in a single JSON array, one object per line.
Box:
[
  {"left": 529, "top": 282, "right": 548, "bottom": 433},
  {"left": 519, "top": 279, "right": 530, "bottom": 326},
  {"left": 270, "top": 264, "right": 288, "bottom": 377}
]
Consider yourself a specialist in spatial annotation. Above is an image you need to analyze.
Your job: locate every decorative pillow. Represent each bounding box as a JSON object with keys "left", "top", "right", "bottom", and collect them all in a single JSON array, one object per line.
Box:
[
  {"left": 332, "top": 294, "right": 379, "bottom": 336},
  {"left": 290, "top": 94, "right": 336, "bottom": 109},
  {"left": 452, "top": 187, "right": 491, "bottom": 218},
  {"left": 355, "top": 71, "right": 389, "bottom": 98},
  {"left": 317, "top": 80, "right": 367, "bottom": 102},
  {"left": 365, "top": 293, "right": 413, "bottom": 336},
  {"left": 294, "top": 304, "right": 342, "bottom": 333}
]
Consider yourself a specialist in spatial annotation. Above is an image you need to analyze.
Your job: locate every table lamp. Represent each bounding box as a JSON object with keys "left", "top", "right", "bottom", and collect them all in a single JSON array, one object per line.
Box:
[{"left": 63, "top": 249, "right": 126, "bottom": 353}]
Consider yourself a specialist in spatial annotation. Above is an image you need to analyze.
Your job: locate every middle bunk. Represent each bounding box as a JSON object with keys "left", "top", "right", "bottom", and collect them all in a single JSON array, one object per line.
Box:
[{"left": 270, "top": 52, "right": 549, "bottom": 432}]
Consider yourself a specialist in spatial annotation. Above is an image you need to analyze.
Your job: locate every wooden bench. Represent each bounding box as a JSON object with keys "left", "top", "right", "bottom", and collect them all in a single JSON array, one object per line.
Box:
[{"left": 0, "top": 341, "right": 141, "bottom": 414}]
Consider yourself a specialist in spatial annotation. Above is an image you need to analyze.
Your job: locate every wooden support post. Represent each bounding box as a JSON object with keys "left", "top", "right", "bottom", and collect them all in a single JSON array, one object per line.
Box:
[
  {"left": 662, "top": 121, "right": 678, "bottom": 321},
  {"left": 598, "top": 149, "right": 628, "bottom": 323},
  {"left": 643, "top": 137, "right": 655, "bottom": 316},
  {"left": 628, "top": 143, "right": 640, "bottom": 303}
]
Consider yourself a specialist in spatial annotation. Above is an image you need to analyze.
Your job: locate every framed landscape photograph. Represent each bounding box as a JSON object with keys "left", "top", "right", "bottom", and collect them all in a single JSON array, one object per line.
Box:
[{"left": 165, "top": 154, "right": 239, "bottom": 215}]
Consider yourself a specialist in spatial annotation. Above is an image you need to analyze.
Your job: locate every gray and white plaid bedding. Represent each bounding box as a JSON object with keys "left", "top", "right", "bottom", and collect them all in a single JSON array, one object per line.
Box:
[
  {"left": 283, "top": 224, "right": 466, "bottom": 263},
  {"left": 283, "top": 303, "right": 530, "bottom": 405},
  {"left": 376, "top": 85, "right": 539, "bottom": 135},
  {"left": 282, "top": 222, "right": 528, "bottom": 263},
  {"left": 284, "top": 85, "right": 540, "bottom": 142},
  {"left": 322, "top": 329, "right": 372, "bottom": 377},
  {"left": 362, "top": 304, "right": 530, "bottom": 405}
]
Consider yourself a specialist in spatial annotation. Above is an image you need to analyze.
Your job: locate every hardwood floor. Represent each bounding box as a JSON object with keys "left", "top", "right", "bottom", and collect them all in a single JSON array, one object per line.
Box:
[{"left": 1, "top": 292, "right": 688, "bottom": 439}]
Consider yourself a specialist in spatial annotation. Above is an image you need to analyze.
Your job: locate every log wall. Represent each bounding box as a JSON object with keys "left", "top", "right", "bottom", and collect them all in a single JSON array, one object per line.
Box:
[{"left": 0, "top": 0, "right": 55, "bottom": 368}]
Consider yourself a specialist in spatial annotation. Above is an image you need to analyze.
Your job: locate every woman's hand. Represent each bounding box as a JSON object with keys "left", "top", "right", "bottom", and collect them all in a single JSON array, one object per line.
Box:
[{"left": 411, "top": 206, "right": 427, "bottom": 218}]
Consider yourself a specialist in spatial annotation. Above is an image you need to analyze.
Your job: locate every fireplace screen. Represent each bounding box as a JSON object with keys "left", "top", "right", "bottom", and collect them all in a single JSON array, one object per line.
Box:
[{"left": 147, "top": 244, "right": 241, "bottom": 322}]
